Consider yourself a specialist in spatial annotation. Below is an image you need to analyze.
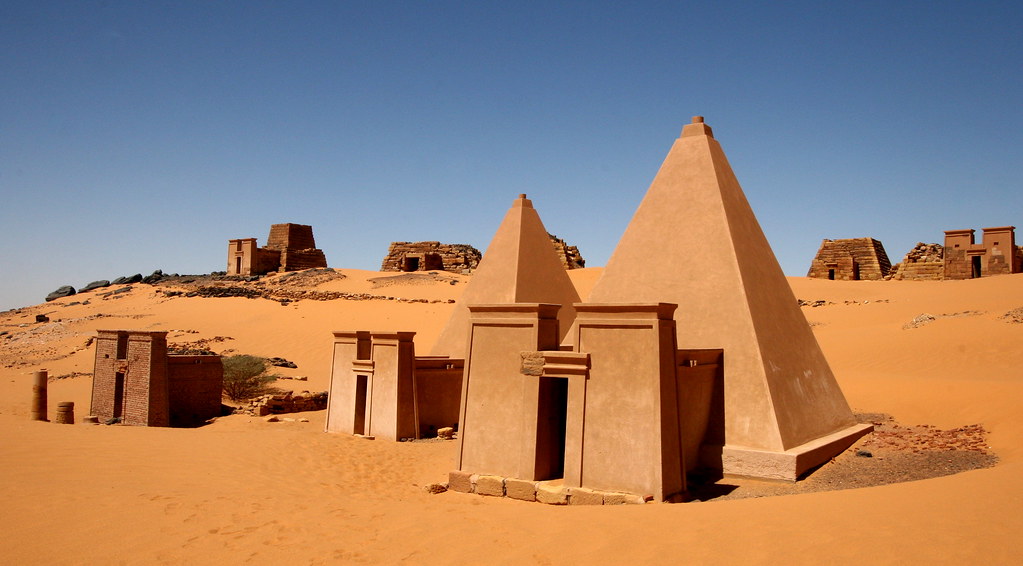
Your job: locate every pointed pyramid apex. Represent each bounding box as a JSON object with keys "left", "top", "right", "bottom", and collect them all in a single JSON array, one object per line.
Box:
[
  {"left": 682, "top": 115, "right": 714, "bottom": 138},
  {"left": 430, "top": 195, "right": 580, "bottom": 357},
  {"left": 514, "top": 193, "right": 533, "bottom": 208}
]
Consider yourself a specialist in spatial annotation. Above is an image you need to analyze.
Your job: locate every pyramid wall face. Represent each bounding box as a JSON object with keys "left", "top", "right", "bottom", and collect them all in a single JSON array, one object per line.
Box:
[
  {"left": 430, "top": 196, "right": 581, "bottom": 358},
  {"left": 586, "top": 119, "right": 858, "bottom": 453}
]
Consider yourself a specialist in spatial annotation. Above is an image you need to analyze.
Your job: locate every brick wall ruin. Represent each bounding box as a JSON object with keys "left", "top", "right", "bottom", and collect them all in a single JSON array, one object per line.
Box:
[
  {"left": 227, "top": 224, "right": 327, "bottom": 276},
  {"left": 807, "top": 238, "right": 891, "bottom": 280},
  {"left": 380, "top": 242, "right": 482, "bottom": 273},
  {"left": 889, "top": 243, "right": 944, "bottom": 281},
  {"left": 91, "top": 330, "right": 223, "bottom": 427}
]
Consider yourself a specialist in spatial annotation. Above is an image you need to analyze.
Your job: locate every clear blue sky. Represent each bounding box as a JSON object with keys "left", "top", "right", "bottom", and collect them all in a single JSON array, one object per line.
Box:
[{"left": 2, "top": 1, "right": 1021, "bottom": 311}]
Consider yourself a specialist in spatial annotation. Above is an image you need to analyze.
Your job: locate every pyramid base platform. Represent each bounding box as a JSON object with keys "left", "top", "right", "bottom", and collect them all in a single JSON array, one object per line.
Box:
[{"left": 700, "top": 423, "right": 874, "bottom": 481}]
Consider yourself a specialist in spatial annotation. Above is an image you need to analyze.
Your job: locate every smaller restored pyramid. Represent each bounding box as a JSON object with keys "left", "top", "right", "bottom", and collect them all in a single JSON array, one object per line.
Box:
[{"left": 430, "top": 194, "right": 581, "bottom": 358}]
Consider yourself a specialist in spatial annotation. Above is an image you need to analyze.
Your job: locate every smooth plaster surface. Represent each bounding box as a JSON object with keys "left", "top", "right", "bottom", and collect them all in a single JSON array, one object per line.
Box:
[
  {"left": 586, "top": 117, "right": 858, "bottom": 458},
  {"left": 431, "top": 195, "right": 581, "bottom": 358}
]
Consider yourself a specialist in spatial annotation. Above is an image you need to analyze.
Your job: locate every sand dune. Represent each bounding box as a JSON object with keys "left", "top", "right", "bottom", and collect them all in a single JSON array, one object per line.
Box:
[{"left": 1, "top": 270, "right": 1020, "bottom": 564}]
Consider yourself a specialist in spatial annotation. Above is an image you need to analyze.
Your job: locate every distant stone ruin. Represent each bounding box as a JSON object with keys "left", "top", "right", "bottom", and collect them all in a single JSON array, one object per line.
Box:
[
  {"left": 889, "top": 227, "right": 1022, "bottom": 281},
  {"left": 889, "top": 243, "right": 944, "bottom": 281},
  {"left": 381, "top": 234, "right": 583, "bottom": 274},
  {"left": 807, "top": 238, "right": 891, "bottom": 280},
  {"left": 549, "top": 233, "right": 585, "bottom": 269},
  {"left": 944, "top": 227, "right": 1021, "bottom": 279},
  {"left": 380, "top": 242, "right": 481, "bottom": 273},
  {"left": 227, "top": 223, "right": 327, "bottom": 276},
  {"left": 90, "top": 330, "right": 223, "bottom": 427}
]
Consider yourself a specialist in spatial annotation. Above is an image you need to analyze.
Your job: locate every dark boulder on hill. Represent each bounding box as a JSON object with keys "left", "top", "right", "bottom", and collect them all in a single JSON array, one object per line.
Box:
[
  {"left": 112, "top": 274, "right": 143, "bottom": 285},
  {"left": 80, "top": 280, "right": 111, "bottom": 293},
  {"left": 45, "top": 286, "right": 76, "bottom": 302}
]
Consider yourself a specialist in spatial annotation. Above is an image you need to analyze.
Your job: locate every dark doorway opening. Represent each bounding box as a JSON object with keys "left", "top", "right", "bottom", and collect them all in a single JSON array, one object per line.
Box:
[
  {"left": 354, "top": 375, "right": 368, "bottom": 435},
  {"left": 113, "top": 372, "right": 125, "bottom": 420},
  {"left": 403, "top": 256, "right": 420, "bottom": 272},
  {"left": 235, "top": 257, "right": 242, "bottom": 274},
  {"left": 535, "top": 377, "right": 568, "bottom": 480},
  {"left": 852, "top": 263, "right": 860, "bottom": 280},
  {"left": 828, "top": 269, "right": 836, "bottom": 280},
  {"left": 972, "top": 256, "right": 982, "bottom": 278}
]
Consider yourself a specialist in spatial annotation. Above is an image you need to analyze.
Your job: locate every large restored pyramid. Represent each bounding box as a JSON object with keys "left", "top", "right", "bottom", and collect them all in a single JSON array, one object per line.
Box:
[
  {"left": 431, "top": 194, "right": 581, "bottom": 358},
  {"left": 585, "top": 117, "right": 870, "bottom": 478}
]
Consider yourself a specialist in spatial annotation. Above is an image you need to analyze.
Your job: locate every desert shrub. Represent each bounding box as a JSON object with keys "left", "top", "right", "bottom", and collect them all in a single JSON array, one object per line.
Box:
[{"left": 222, "top": 354, "right": 278, "bottom": 401}]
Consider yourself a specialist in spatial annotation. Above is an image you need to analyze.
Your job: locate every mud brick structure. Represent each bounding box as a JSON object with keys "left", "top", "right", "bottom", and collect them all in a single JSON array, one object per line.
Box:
[
  {"left": 227, "top": 223, "right": 327, "bottom": 276},
  {"left": 943, "top": 227, "right": 1022, "bottom": 279},
  {"left": 549, "top": 233, "right": 585, "bottom": 269},
  {"left": 889, "top": 243, "right": 945, "bottom": 281},
  {"left": 379, "top": 242, "right": 481, "bottom": 273},
  {"left": 807, "top": 238, "right": 891, "bottom": 280},
  {"left": 90, "top": 330, "right": 223, "bottom": 427}
]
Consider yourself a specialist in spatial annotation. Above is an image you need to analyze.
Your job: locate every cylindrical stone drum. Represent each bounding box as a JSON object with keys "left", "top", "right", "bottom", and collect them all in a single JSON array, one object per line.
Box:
[
  {"left": 55, "top": 401, "right": 75, "bottom": 425},
  {"left": 31, "top": 370, "right": 48, "bottom": 422}
]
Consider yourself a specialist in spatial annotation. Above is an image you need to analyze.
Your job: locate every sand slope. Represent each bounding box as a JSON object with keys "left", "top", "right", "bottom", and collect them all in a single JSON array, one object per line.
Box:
[{"left": 1, "top": 270, "right": 1020, "bottom": 564}]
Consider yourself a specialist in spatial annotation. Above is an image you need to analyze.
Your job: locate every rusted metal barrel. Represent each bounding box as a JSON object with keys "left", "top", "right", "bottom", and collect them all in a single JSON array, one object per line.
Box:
[
  {"left": 55, "top": 401, "right": 75, "bottom": 425},
  {"left": 31, "top": 370, "right": 48, "bottom": 421}
]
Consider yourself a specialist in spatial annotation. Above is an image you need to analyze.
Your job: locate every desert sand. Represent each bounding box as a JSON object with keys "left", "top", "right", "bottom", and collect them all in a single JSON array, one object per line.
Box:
[{"left": 1, "top": 267, "right": 1021, "bottom": 564}]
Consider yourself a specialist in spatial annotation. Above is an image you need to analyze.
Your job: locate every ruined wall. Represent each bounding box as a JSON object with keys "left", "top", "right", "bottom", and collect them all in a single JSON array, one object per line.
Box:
[
  {"left": 167, "top": 356, "right": 224, "bottom": 427},
  {"left": 549, "top": 233, "right": 585, "bottom": 269},
  {"left": 889, "top": 243, "right": 944, "bottom": 281},
  {"left": 807, "top": 238, "right": 891, "bottom": 280},
  {"left": 380, "top": 242, "right": 482, "bottom": 273}
]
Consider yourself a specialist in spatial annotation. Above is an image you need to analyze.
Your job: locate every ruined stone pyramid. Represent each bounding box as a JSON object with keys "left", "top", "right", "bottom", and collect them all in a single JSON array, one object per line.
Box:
[
  {"left": 430, "top": 194, "right": 581, "bottom": 359},
  {"left": 585, "top": 117, "right": 869, "bottom": 478}
]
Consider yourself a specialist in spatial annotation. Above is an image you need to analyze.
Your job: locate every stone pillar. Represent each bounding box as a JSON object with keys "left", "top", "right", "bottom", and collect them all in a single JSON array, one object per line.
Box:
[
  {"left": 55, "top": 401, "right": 75, "bottom": 424},
  {"left": 31, "top": 370, "right": 48, "bottom": 421}
]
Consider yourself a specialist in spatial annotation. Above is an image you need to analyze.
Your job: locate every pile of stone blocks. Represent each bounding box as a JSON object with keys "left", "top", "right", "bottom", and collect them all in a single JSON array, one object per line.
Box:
[
  {"left": 889, "top": 242, "right": 945, "bottom": 280},
  {"left": 249, "top": 391, "right": 327, "bottom": 416},
  {"left": 548, "top": 233, "right": 585, "bottom": 269}
]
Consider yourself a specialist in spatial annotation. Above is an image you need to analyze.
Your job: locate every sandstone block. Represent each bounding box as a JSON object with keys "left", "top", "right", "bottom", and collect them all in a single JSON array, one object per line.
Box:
[
  {"left": 504, "top": 478, "right": 537, "bottom": 502},
  {"left": 568, "top": 486, "right": 603, "bottom": 505},
  {"left": 475, "top": 475, "right": 505, "bottom": 497},
  {"left": 602, "top": 492, "right": 647, "bottom": 505},
  {"left": 448, "top": 470, "right": 474, "bottom": 493},
  {"left": 535, "top": 483, "right": 568, "bottom": 505}
]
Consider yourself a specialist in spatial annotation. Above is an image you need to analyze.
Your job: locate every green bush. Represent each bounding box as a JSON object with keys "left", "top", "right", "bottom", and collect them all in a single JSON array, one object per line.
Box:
[{"left": 222, "top": 355, "right": 278, "bottom": 401}]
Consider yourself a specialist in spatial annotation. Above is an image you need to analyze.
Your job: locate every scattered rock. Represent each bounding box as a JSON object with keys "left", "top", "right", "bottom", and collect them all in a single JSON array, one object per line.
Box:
[
  {"left": 437, "top": 426, "right": 455, "bottom": 440},
  {"left": 35, "top": 314, "right": 49, "bottom": 323},
  {"left": 424, "top": 483, "right": 448, "bottom": 494},
  {"left": 267, "top": 357, "right": 298, "bottom": 369},
  {"left": 264, "top": 415, "right": 280, "bottom": 422},
  {"left": 903, "top": 313, "right": 936, "bottom": 329},
  {"left": 856, "top": 450, "right": 873, "bottom": 458},
  {"left": 45, "top": 286, "right": 76, "bottom": 302},
  {"left": 1000, "top": 307, "right": 1023, "bottom": 324}
]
